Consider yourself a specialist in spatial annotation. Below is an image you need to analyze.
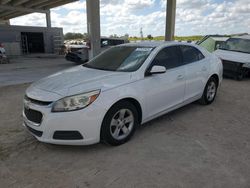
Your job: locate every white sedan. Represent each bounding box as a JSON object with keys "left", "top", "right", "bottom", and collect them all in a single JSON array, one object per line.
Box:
[{"left": 23, "top": 42, "right": 223, "bottom": 146}]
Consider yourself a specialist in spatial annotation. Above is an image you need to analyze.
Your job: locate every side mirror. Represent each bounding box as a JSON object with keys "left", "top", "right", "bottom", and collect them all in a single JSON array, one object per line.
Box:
[{"left": 150, "top": 65, "right": 166, "bottom": 74}]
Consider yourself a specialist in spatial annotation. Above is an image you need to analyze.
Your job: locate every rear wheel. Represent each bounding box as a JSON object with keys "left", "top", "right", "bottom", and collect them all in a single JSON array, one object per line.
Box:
[
  {"left": 199, "top": 77, "right": 218, "bottom": 105},
  {"left": 101, "top": 101, "right": 139, "bottom": 146}
]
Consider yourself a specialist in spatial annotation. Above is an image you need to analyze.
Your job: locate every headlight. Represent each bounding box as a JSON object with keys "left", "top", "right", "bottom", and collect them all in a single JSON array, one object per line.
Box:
[{"left": 52, "top": 90, "right": 100, "bottom": 112}]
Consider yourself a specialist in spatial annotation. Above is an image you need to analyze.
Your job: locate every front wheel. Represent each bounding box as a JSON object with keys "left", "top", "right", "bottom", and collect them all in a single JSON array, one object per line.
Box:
[
  {"left": 101, "top": 101, "right": 139, "bottom": 146},
  {"left": 199, "top": 77, "right": 218, "bottom": 105}
]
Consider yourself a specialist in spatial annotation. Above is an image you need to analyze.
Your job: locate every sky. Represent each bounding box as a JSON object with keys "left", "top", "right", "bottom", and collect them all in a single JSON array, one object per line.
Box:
[{"left": 10, "top": 0, "right": 250, "bottom": 37}]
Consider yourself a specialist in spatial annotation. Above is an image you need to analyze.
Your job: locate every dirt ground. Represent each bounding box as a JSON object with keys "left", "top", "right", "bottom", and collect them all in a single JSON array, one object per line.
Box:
[
  {"left": 0, "top": 57, "right": 75, "bottom": 87},
  {"left": 0, "top": 79, "right": 250, "bottom": 188}
]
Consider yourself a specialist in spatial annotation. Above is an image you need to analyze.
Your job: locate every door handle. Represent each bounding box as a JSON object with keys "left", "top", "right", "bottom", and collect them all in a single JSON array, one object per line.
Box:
[{"left": 177, "top": 75, "right": 184, "bottom": 80}]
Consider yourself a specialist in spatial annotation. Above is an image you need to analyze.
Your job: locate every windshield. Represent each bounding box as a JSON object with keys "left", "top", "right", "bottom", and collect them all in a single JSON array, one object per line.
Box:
[
  {"left": 83, "top": 46, "right": 153, "bottom": 72},
  {"left": 219, "top": 38, "right": 250, "bottom": 54}
]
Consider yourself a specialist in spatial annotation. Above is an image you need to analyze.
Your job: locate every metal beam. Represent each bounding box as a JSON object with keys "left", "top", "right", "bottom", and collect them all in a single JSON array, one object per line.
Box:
[
  {"left": 0, "top": 4, "right": 48, "bottom": 13},
  {"left": 86, "top": 0, "right": 101, "bottom": 59},
  {"left": 0, "top": 9, "right": 15, "bottom": 17},
  {"left": 1, "top": 11, "right": 24, "bottom": 19},
  {"left": 0, "top": 0, "right": 12, "bottom": 5},
  {"left": 40, "top": 0, "right": 78, "bottom": 9},
  {"left": 0, "top": 0, "right": 77, "bottom": 20},
  {"left": 32, "top": 0, "right": 63, "bottom": 8},
  {"left": 24, "top": 0, "right": 50, "bottom": 8},
  {"left": 11, "top": 0, "right": 30, "bottom": 6},
  {"left": 165, "top": 0, "right": 176, "bottom": 41}
]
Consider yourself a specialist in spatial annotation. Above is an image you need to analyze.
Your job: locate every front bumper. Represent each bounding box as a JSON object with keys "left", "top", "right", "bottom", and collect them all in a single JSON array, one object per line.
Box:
[{"left": 23, "top": 100, "right": 107, "bottom": 145}]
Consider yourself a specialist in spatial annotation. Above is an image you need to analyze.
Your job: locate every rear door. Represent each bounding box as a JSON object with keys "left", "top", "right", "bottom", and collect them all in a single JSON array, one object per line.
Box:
[{"left": 180, "top": 45, "right": 209, "bottom": 101}]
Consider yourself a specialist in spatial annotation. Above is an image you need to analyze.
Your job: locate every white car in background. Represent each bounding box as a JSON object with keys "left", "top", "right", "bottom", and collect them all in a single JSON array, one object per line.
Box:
[
  {"left": 214, "top": 35, "right": 250, "bottom": 80},
  {"left": 23, "top": 42, "right": 222, "bottom": 146}
]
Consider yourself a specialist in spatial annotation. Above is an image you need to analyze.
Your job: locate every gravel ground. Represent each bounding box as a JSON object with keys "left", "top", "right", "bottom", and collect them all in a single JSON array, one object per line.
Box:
[{"left": 0, "top": 79, "right": 250, "bottom": 188}]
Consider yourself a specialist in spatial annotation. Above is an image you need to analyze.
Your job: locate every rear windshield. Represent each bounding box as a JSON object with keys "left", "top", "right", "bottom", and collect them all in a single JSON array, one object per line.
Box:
[{"left": 83, "top": 46, "right": 153, "bottom": 72}]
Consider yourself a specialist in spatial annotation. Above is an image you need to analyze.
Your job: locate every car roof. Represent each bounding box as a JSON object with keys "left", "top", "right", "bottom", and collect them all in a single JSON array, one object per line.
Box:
[
  {"left": 231, "top": 35, "right": 250, "bottom": 40},
  {"left": 120, "top": 41, "right": 191, "bottom": 48}
]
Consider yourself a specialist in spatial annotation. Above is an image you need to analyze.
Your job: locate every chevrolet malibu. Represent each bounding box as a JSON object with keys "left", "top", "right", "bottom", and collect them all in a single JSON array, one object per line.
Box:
[{"left": 23, "top": 42, "right": 223, "bottom": 146}]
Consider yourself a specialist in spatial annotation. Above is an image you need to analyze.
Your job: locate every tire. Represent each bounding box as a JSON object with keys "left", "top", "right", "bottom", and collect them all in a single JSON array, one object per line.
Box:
[
  {"left": 101, "top": 101, "right": 139, "bottom": 146},
  {"left": 199, "top": 77, "right": 218, "bottom": 105}
]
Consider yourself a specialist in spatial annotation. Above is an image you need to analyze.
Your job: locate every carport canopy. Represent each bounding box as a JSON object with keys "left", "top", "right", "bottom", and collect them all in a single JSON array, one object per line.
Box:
[{"left": 0, "top": 0, "right": 78, "bottom": 27}]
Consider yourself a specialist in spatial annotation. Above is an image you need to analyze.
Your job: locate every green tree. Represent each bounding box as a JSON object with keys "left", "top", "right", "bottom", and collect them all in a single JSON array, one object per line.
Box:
[
  {"left": 64, "top": 32, "right": 89, "bottom": 40},
  {"left": 147, "top": 34, "right": 153, "bottom": 40}
]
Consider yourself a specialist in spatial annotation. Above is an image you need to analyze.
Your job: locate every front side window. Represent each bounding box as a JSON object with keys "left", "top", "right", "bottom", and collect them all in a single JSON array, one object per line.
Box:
[
  {"left": 220, "top": 38, "right": 250, "bottom": 54},
  {"left": 83, "top": 46, "right": 153, "bottom": 72},
  {"left": 180, "top": 45, "right": 205, "bottom": 64},
  {"left": 152, "top": 46, "right": 182, "bottom": 70}
]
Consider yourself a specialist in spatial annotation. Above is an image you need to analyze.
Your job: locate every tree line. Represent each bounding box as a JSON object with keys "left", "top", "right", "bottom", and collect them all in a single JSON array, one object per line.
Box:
[{"left": 64, "top": 32, "right": 204, "bottom": 41}]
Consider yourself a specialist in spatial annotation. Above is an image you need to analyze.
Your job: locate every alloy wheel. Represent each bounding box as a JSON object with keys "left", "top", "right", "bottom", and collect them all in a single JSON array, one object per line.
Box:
[
  {"left": 110, "top": 109, "right": 134, "bottom": 140},
  {"left": 207, "top": 81, "right": 216, "bottom": 101}
]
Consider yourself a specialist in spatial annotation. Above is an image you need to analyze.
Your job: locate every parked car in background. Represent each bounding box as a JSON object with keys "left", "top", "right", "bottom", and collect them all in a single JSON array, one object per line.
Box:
[
  {"left": 65, "top": 44, "right": 89, "bottom": 64},
  {"left": 0, "top": 43, "right": 9, "bottom": 64},
  {"left": 23, "top": 42, "right": 222, "bottom": 146},
  {"left": 65, "top": 37, "right": 128, "bottom": 64},
  {"left": 197, "top": 35, "right": 229, "bottom": 53},
  {"left": 214, "top": 35, "right": 250, "bottom": 80}
]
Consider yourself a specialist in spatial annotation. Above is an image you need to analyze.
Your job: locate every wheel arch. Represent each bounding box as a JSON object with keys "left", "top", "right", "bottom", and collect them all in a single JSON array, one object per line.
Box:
[
  {"left": 105, "top": 97, "right": 143, "bottom": 124},
  {"left": 100, "top": 97, "right": 143, "bottom": 144},
  {"left": 210, "top": 74, "right": 219, "bottom": 87}
]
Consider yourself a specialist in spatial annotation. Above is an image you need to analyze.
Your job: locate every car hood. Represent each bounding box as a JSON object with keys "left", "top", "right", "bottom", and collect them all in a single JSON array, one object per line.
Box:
[
  {"left": 27, "top": 66, "right": 133, "bottom": 101},
  {"left": 214, "top": 50, "right": 250, "bottom": 67}
]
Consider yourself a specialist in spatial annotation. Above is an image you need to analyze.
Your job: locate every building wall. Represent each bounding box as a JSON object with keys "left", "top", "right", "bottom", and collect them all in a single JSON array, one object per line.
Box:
[{"left": 0, "top": 25, "right": 63, "bottom": 55}]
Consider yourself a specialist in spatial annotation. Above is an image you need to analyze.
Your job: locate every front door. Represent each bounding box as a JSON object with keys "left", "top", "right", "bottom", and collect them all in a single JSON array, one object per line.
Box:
[{"left": 140, "top": 46, "right": 186, "bottom": 119}]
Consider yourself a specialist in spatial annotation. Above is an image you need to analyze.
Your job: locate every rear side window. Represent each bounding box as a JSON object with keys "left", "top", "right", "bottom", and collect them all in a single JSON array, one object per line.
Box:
[
  {"left": 153, "top": 46, "right": 182, "bottom": 70},
  {"left": 180, "top": 46, "right": 205, "bottom": 64}
]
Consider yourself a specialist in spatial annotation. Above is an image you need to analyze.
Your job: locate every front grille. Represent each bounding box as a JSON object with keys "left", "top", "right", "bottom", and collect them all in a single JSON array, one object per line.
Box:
[
  {"left": 222, "top": 60, "right": 245, "bottom": 79},
  {"left": 24, "top": 108, "right": 43, "bottom": 124},
  {"left": 25, "top": 123, "right": 43, "bottom": 137},
  {"left": 53, "top": 131, "right": 83, "bottom": 140},
  {"left": 25, "top": 95, "right": 52, "bottom": 106},
  {"left": 222, "top": 60, "right": 242, "bottom": 70}
]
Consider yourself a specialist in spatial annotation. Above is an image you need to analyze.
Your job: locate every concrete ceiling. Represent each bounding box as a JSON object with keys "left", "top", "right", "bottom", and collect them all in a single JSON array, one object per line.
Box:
[{"left": 0, "top": 0, "right": 78, "bottom": 20}]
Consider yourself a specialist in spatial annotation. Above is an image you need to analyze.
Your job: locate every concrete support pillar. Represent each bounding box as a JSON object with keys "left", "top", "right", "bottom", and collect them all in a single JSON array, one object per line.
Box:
[
  {"left": 46, "top": 11, "right": 51, "bottom": 28},
  {"left": 165, "top": 0, "right": 176, "bottom": 41},
  {"left": 86, "top": 0, "right": 101, "bottom": 59}
]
